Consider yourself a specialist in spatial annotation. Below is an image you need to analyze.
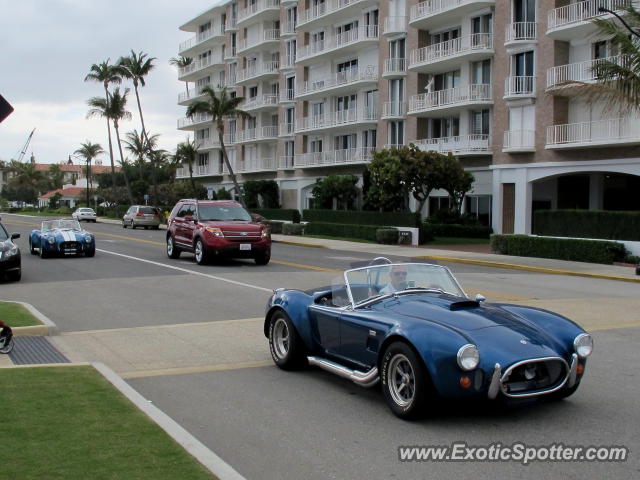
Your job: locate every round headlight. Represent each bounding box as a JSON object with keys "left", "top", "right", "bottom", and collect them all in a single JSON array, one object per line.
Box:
[
  {"left": 574, "top": 333, "right": 593, "bottom": 358},
  {"left": 47, "top": 236, "right": 55, "bottom": 244},
  {"left": 456, "top": 344, "right": 480, "bottom": 371},
  {"left": 85, "top": 234, "right": 93, "bottom": 242}
]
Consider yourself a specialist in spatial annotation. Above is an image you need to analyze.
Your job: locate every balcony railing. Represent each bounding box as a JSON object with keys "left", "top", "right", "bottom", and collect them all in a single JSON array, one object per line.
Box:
[
  {"left": 505, "top": 22, "right": 537, "bottom": 43},
  {"left": 237, "top": 29, "right": 280, "bottom": 53},
  {"left": 298, "top": 66, "right": 378, "bottom": 96},
  {"left": 179, "top": 55, "right": 223, "bottom": 77},
  {"left": 178, "top": 112, "right": 212, "bottom": 128},
  {"left": 279, "top": 122, "right": 296, "bottom": 136},
  {"left": 178, "top": 82, "right": 227, "bottom": 103},
  {"left": 297, "top": 26, "right": 379, "bottom": 61},
  {"left": 504, "top": 76, "right": 536, "bottom": 97},
  {"left": 410, "top": 33, "right": 493, "bottom": 68},
  {"left": 294, "top": 147, "right": 375, "bottom": 167},
  {"left": 383, "top": 58, "right": 407, "bottom": 76},
  {"left": 410, "top": 0, "right": 495, "bottom": 25},
  {"left": 176, "top": 163, "right": 226, "bottom": 178},
  {"left": 225, "top": 17, "right": 238, "bottom": 31},
  {"left": 546, "top": 117, "right": 640, "bottom": 147},
  {"left": 503, "top": 130, "right": 535, "bottom": 151},
  {"left": 237, "top": 0, "right": 280, "bottom": 24},
  {"left": 195, "top": 138, "right": 222, "bottom": 150},
  {"left": 280, "top": 54, "right": 296, "bottom": 69},
  {"left": 236, "top": 157, "right": 277, "bottom": 173},
  {"left": 383, "top": 16, "right": 407, "bottom": 35},
  {"left": 237, "top": 126, "right": 279, "bottom": 142},
  {"left": 548, "top": 0, "right": 630, "bottom": 31},
  {"left": 279, "top": 156, "right": 296, "bottom": 170},
  {"left": 298, "top": 0, "right": 372, "bottom": 27},
  {"left": 242, "top": 94, "right": 278, "bottom": 110},
  {"left": 415, "top": 134, "right": 491, "bottom": 154},
  {"left": 409, "top": 84, "right": 492, "bottom": 113},
  {"left": 179, "top": 26, "right": 224, "bottom": 53},
  {"left": 546, "top": 55, "right": 629, "bottom": 89},
  {"left": 382, "top": 102, "right": 407, "bottom": 118},
  {"left": 297, "top": 108, "right": 378, "bottom": 132},
  {"left": 280, "top": 89, "right": 296, "bottom": 102},
  {"left": 282, "top": 21, "right": 296, "bottom": 35},
  {"left": 236, "top": 61, "right": 280, "bottom": 83}
]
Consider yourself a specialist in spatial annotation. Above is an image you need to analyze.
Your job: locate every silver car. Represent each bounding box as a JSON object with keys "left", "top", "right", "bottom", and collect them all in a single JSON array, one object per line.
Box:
[
  {"left": 122, "top": 205, "right": 161, "bottom": 229},
  {"left": 72, "top": 208, "right": 97, "bottom": 222}
]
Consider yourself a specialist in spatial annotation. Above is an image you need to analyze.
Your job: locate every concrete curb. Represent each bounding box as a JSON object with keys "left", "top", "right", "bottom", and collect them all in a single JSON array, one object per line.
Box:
[
  {"left": 0, "top": 300, "right": 59, "bottom": 336},
  {"left": 273, "top": 239, "right": 327, "bottom": 248},
  {"left": 93, "top": 362, "right": 246, "bottom": 480}
]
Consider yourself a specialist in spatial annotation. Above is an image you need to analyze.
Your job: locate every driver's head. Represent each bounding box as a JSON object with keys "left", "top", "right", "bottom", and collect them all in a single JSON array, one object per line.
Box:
[{"left": 388, "top": 265, "right": 408, "bottom": 290}]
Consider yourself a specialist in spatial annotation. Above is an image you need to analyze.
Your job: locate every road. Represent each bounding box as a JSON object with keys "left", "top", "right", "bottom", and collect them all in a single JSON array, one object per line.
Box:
[{"left": 1, "top": 213, "right": 638, "bottom": 480}]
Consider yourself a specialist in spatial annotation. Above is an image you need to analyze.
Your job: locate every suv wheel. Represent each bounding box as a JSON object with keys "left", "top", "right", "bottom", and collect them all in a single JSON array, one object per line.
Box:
[
  {"left": 167, "top": 236, "right": 180, "bottom": 259},
  {"left": 254, "top": 250, "right": 271, "bottom": 265},
  {"left": 194, "top": 239, "right": 208, "bottom": 265}
]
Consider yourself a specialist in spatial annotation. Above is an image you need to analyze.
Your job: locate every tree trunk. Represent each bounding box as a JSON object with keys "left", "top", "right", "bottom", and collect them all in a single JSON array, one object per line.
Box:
[
  {"left": 86, "top": 159, "right": 91, "bottom": 206},
  {"left": 134, "top": 82, "right": 158, "bottom": 206},
  {"left": 114, "top": 121, "right": 135, "bottom": 205},
  {"left": 217, "top": 126, "right": 246, "bottom": 208},
  {"left": 188, "top": 156, "right": 196, "bottom": 197}
]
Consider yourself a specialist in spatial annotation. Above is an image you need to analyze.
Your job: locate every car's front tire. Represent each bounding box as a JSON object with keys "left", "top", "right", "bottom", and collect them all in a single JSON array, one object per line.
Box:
[
  {"left": 254, "top": 250, "right": 271, "bottom": 265},
  {"left": 39, "top": 245, "right": 48, "bottom": 259},
  {"left": 268, "top": 311, "right": 306, "bottom": 370},
  {"left": 166, "top": 236, "right": 180, "bottom": 259},
  {"left": 381, "top": 342, "right": 430, "bottom": 419},
  {"left": 194, "top": 239, "right": 208, "bottom": 265},
  {"left": 8, "top": 269, "right": 21, "bottom": 282},
  {"left": 29, "top": 239, "right": 37, "bottom": 255},
  {"left": 122, "top": 221, "right": 127, "bottom": 229},
  {"left": 547, "top": 383, "right": 580, "bottom": 402},
  {"left": 85, "top": 248, "right": 95, "bottom": 258}
]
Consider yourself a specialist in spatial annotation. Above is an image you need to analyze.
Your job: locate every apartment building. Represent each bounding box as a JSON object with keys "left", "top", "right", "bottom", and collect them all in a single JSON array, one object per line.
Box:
[{"left": 177, "top": 0, "right": 640, "bottom": 234}]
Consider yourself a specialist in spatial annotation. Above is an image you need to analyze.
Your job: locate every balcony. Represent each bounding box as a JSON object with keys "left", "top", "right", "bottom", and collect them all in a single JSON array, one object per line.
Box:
[
  {"left": 279, "top": 122, "right": 296, "bottom": 137},
  {"left": 409, "top": 0, "right": 495, "bottom": 30},
  {"left": 546, "top": 116, "right": 640, "bottom": 149},
  {"left": 383, "top": 16, "right": 407, "bottom": 36},
  {"left": 176, "top": 163, "right": 226, "bottom": 179},
  {"left": 279, "top": 156, "right": 296, "bottom": 170},
  {"left": 296, "top": 26, "right": 379, "bottom": 64},
  {"left": 242, "top": 94, "right": 279, "bottom": 112},
  {"left": 382, "top": 58, "right": 407, "bottom": 78},
  {"left": 503, "top": 130, "right": 535, "bottom": 153},
  {"left": 235, "top": 61, "right": 279, "bottom": 85},
  {"left": 237, "top": 29, "right": 280, "bottom": 55},
  {"left": 296, "top": 108, "right": 378, "bottom": 133},
  {"left": 280, "top": 54, "right": 296, "bottom": 70},
  {"left": 547, "top": 0, "right": 631, "bottom": 41},
  {"left": 546, "top": 55, "right": 629, "bottom": 95},
  {"left": 178, "top": 112, "right": 212, "bottom": 130},
  {"left": 298, "top": 0, "right": 377, "bottom": 31},
  {"left": 294, "top": 147, "right": 375, "bottom": 168},
  {"left": 178, "top": 26, "right": 225, "bottom": 56},
  {"left": 279, "top": 89, "right": 296, "bottom": 103},
  {"left": 382, "top": 102, "right": 407, "bottom": 119},
  {"left": 195, "top": 138, "right": 222, "bottom": 151},
  {"left": 408, "top": 84, "right": 492, "bottom": 117},
  {"left": 504, "top": 22, "right": 537, "bottom": 46},
  {"left": 237, "top": 0, "right": 280, "bottom": 27},
  {"left": 236, "top": 157, "right": 277, "bottom": 173},
  {"left": 177, "top": 82, "right": 227, "bottom": 105},
  {"left": 178, "top": 56, "right": 224, "bottom": 81},
  {"left": 225, "top": 17, "right": 238, "bottom": 32},
  {"left": 409, "top": 33, "right": 494, "bottom": 74},
  {"left": 414, "top": 134, "right": 491, "bottom": 156},
  {"left": 236, "top": 125, "right": 279, "bottom": 143},
  {"left": 224, "top": 47, "right": 238, "bottom": 61},
  {"left": 297, "top": 66, "right": 378, "bottom": 99},
  {"left": 504, "top": 76, "right": 536, "bottom": 100},
  {"left": 281, "top": 21, "right": 296, "bottom": 37}
]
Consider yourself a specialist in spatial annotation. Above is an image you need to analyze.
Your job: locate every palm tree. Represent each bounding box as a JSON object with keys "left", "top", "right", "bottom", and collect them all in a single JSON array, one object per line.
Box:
[
  {"left": 74, "top": 141, "right": 104, "bottom": 206},
  {"left": 84, "top": 60, "right": 121, "bottom": 190},
  {"left": 124, "top": 129, "right": 159, "bottom": 175},
  {"left": 185, "top": 86, "right": 249, "bottom": 207},
  {"left": 169, "top": 56, "right": 193, "bottom": 94},
  {"left": 175, "top": 137, "right": 198, "bottom": 196}
]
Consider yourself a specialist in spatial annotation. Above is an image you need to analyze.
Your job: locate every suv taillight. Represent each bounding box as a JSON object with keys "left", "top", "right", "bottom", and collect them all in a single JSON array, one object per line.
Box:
[{"left": 136, "top": 212, "right": 144, "bottom": 217}]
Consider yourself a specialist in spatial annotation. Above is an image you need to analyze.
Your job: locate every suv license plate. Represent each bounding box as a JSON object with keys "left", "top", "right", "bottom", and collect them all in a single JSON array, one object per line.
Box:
[{"left": 240, "top": 244, "right": 251, "bottom": 251}]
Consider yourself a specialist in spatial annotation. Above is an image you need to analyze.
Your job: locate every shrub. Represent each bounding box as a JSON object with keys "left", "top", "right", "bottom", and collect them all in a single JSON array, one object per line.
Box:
[
  {"left": 305, "top": 222, "right": 383, "bottom": 242},
  {"left": 533, "top": 210, "right": 640, "bottom": 241},
  {"left": 490, "top": 234, "right": 628, "bottom": 264},
  {"left": 266, "top": 221, "right": 283, "bottom": 234},
  {"left": 283, "top": 223, "right": 305, "bottom": 235},
  {"left": 422, "top": 223, "right": 492, "bottom": 239},
  {"left": 252, "top": 208, "right": 301, "bottom": 223},
  {"left": 303, "top": 209, "right": 421, "bottom": 227},
  {"left": 376, "top": 228, "right": 399, "bottom": 244}
]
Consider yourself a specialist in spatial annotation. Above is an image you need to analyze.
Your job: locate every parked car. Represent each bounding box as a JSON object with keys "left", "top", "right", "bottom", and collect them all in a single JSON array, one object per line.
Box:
[
  {"left": 0, "top": 218, "right": 21, "bottom": 281},
  {"left": 72, "top": 207, "right": 97, "bottom": 222},
  {"left": 166, "top": 199, "right": 271, "bottom": 265},
  {"left": 123, "top": 205, "right": 161, "bottom": 229},
  {"left": 265, "top": 259, "right": 593, "bottom": 419},
  {"left": 29, "top": 219, "right": 95, "bottom": 258}
]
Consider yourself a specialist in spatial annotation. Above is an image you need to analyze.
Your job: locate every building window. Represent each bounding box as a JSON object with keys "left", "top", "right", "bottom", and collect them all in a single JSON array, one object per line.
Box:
[
  {"left": 335, "top": 134, "right": 357, "bottom": 150},
  {"left": 471, "top": 109, "right": 490, "bottom": 136},
  {"left": 389, "top": 38, "right": 405, "bottom": 59},
  {"left": 513, "top": 0, "right": 535, "bottom": 23},
  {"left": 310, "top": 139, "right": 323, "bottom": 153},
  {"left": 432, "top": 117, "right": 459, "bottom": 138},
  {"left": 465, "top": 195, "right": 492, "bottom": 226},
  {"left": 472, "top": 60, "right": 491, "bottom": 84},
  {"left": 431, "top": 27, "right": 460, "bottom": 45},
  {"left": 363, "top": 130, "right": 376, "bottom": 149},
  {"left": 388, "top": 120, "right": 404, "bottom": 146}
]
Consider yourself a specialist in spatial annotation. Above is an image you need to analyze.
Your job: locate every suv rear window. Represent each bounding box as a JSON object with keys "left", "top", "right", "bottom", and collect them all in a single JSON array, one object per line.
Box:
[{"left": 198, "top": 205, "right": 251, "bottom": 221}]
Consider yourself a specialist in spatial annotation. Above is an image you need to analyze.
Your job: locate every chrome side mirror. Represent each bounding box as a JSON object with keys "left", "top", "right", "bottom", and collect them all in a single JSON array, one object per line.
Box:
[{"left": 475, "top": 294, "right": 486, "bottom": 303}]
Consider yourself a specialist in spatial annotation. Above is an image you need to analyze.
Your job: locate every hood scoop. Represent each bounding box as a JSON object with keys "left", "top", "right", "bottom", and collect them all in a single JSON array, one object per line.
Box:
[{"left": 449, "top": 300, "right": 480, "bottom": 311}]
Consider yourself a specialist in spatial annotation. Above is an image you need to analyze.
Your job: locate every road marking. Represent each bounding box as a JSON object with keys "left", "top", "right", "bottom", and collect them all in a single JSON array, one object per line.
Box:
[
  {"left": 270, "top": 259, "right": 341, "bottom": 273},
  {"left": 96, "top": 231, "right": 165, "bottom": 246},
  {"left": 588, "top": 322, "right": 640, "bottom": 332},
  {"left": 120, "top": 360, "right": 272, "bottom": 379},
  {"left": 96, "top": 248, "right": 273, "bottom": 293}
]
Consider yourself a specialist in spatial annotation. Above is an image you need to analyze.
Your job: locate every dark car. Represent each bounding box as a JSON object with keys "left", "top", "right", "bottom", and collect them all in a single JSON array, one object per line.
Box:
[
  {"left": 166, "top": 199, "right": 271, "bottom": 265},
  {"left": 0, "top": 218, "right": 21, "bottom": 281}
]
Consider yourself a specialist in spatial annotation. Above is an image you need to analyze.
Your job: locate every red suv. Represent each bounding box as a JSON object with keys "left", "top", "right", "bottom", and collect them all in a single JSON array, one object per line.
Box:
[{"left": 166, "top": 199, "right": 271, "bottom": 265}]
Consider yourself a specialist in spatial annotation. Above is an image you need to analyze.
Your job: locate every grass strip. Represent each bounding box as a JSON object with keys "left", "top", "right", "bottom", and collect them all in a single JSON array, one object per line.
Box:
[{"left": 0, "top": 301, "right": 42, "bottom": 327}]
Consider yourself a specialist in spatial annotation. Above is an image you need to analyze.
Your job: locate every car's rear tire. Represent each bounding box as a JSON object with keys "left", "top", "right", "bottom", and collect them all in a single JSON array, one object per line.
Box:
[
  {"left": 166, "top": 236, "right": 180, "bottom": 259},
  {"left": 268, "top": 311, "right": 306, "bottom": 370},
  {"left": 29, "top": 239, "right": 37, "bottom": 255},
  {"left": 0, "top": 337, "right": 14, "bottom": 354},
  {"left": 194, "top": 239, "right": 208, "bottom": 265},
  {"left": 254, "top": 251, "right": 271, "bottom": 265},
  {"left": 381, "top": 342, "right": 430, "bottom": 419},
  {"left": 131, "top": 221, "right": 136, "bottom": 229}
]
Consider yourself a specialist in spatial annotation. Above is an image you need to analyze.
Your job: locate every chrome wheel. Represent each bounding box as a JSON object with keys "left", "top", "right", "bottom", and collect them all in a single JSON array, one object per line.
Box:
[
  {"left": 388, "top": 354, "right": 416, "bottom": 408},
  {"left": 167, "top": 237, "right": 174, "bottom": 255},
  {"left": 194, "top": 240, "right": 205, "bottom": 264},
  {"left": 272, "top": 317, "right": 290, "bottom": 360}
]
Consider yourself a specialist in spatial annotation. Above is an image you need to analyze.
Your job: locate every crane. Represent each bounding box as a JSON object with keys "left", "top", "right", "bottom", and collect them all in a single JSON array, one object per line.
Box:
[{"left": 13, "top": 128, "right": 36, "bottom": 162}]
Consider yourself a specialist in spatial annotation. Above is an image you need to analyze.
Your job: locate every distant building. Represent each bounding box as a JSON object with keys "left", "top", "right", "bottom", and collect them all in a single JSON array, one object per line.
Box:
[{"left": 38, "top": 186, "right": 87, "bottom": 208}]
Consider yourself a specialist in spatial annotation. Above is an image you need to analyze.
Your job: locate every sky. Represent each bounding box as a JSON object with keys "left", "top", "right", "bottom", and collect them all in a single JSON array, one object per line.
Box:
[{"left": 0, "top": 0, "right": 216, "bottom": 166}]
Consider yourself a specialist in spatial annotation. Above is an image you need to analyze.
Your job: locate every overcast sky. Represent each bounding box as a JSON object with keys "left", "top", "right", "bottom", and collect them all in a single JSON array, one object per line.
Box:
[{"left": 0, "top": 0, "right": 215, "bottom": 166}]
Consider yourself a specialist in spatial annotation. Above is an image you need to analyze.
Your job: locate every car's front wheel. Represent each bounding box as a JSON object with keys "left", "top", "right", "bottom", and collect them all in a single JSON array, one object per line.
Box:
[
  {"left": 268, "top": 311, "right": 306, "bottom": 370},
  {"left": 85, "top": 248, "right": 95, "bottom": 258},
  {"left": 39, "top": 245, "right": 48, "bottom": 259},
  {"left": 122, "top": 221, "right": 127, "bottom": 229},
  {"left": 29, "top": 239, "right": 37, "bottom": 255},
  {"left": 8, "top": 269, "right": 21, "bottom": 282},
  {"left": 254, "top": 250, "right": 271, "bottom": 265},
  {"left": 194, "top": 239, "right": 208, "bottom": 265},
  {"left": 381, "top": 342, "right": 430, "bottom": 419},
  {"left": 167, "top": 236, "right": 180, "bottom": 259}
]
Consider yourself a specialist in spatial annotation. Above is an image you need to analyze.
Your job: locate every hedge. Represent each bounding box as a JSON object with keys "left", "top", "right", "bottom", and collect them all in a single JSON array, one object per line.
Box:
[
  {"left": 304, "top": 222, "right": 384, "bottom": 242},
  {"left": 422, "top": 223, "right": 492, "bottom": 239},
  {"left": 490, "top": 234, "right": 628, "bottom": 264},
  {"left": 282, "top": 223, "right": 305, "bottom": 235},
  {"left": 265, "top": 221, "right": 284, "bottom": 234},
  {"left": 533, "top": 210, "right": 640, "bottom": 241},
  {"left": 303, "top": 209, "right": 421, "bottom": 227},
  {"left": 252, "top": 208, "right": 301, "bottom": 223},
  {"left": 376, "top": 228, "right": 399, "bottom": 244}
]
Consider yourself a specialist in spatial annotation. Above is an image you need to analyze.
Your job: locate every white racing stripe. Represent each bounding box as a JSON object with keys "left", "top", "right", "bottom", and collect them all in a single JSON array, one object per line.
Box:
[
  {"left": 96, "top": 248, "right": 273, "bottom": 293},
  {"left": 60, "top": 230, "right": 75, "bottom": 242}
]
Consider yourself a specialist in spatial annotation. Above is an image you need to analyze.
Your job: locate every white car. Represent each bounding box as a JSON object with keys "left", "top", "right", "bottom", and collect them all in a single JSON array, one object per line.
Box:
[{"left": 72, "top": 208, "right": 97, "bottom": 222}]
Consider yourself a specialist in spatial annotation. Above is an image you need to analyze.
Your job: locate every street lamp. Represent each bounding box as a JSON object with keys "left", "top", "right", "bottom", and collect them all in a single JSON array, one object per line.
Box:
[{"left": 598, "top": 7, "right": 640, "bottom": 39}]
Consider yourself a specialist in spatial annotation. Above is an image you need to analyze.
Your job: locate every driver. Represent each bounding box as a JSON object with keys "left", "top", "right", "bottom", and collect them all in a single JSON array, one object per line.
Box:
[{"left": 379, "top": 265, "right": 409, "bottom": 294}]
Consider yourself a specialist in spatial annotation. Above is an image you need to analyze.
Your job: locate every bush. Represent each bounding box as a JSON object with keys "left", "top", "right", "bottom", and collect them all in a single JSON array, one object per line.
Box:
[
  {"left": 303, "top": 209, "right": 421, "bottom": 227},
  {"left": 490, "top": 234, "right": 628, "bottom": 264},
  {"left": 305, "top": 222, "right": 383, "bottom": 242},
  {"left": 266, "top": 221, "right": 283, "bottom": 234},
  {"left": 252, "top": 208, "right": 301, "bottom": 223},
  {"left": 533, "top": 210, "right": 640, "bottom": 241},
  {"left": 283, "top": 223, "right": 305, "bottom": 235},
  {"left": 419, "top": 225, "right": 435, "bottom": 244},
  {"left": 376, "top": 228, "right": 399, "bottom": 244},
  {"left": 422, "top": 223, "right": 493, "bottom": 239}
]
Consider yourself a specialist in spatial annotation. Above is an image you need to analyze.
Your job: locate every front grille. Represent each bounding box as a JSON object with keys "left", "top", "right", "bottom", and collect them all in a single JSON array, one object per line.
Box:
[
  {"left": 222, "top": 231, "right": 262, "bottom": 242},
  {"left": 60, "top": 241, "right": 81, "bottom": 253},
  {"left": 501, "top": 358, "right": 568, "bottom": 397}
]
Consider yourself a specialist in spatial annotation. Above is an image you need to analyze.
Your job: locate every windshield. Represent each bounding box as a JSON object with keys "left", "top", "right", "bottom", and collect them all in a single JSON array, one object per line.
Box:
[
  {"left": 79, "top": 208, "right": 95, "bottom": 213},
  {"left": 343, "top": 263, "right": 466, "bottom": 306},
  {"left": 42, "top": 219, "right": 81, "bottom": 231},
  {"left": 198, "top": 205, "right": 251, "bottom": 222},
  {"left": 0, "top": 224, "right": 7, "bottom": 241}
]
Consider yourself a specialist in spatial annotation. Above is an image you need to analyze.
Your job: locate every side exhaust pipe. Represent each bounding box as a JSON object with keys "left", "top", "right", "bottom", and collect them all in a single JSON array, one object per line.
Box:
[{"left": 307, "top": 356, "right": 379, "bottom": 388}]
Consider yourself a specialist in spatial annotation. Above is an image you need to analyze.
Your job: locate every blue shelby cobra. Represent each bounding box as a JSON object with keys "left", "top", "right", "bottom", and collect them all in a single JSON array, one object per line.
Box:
[
  {"left": 265, "top": 260, "right": 593, "bottom": 418},
  {"left": 29, "top": 219, "right": 96, "bottom": 258}
]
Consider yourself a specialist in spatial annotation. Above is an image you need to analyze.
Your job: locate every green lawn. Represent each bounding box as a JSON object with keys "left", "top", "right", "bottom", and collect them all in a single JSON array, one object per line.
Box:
[
  {"left": 430, "top": 237, "right": 490, "bottom": 245},
  {"left": 0, "top": 301, "right": 42, "bottom": 327},
  {"left": 301, "top": 234, "right": 376, "bottom": 244},
  {"left": 0, "top": 366, "right": 216, "bottom": 480}
]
